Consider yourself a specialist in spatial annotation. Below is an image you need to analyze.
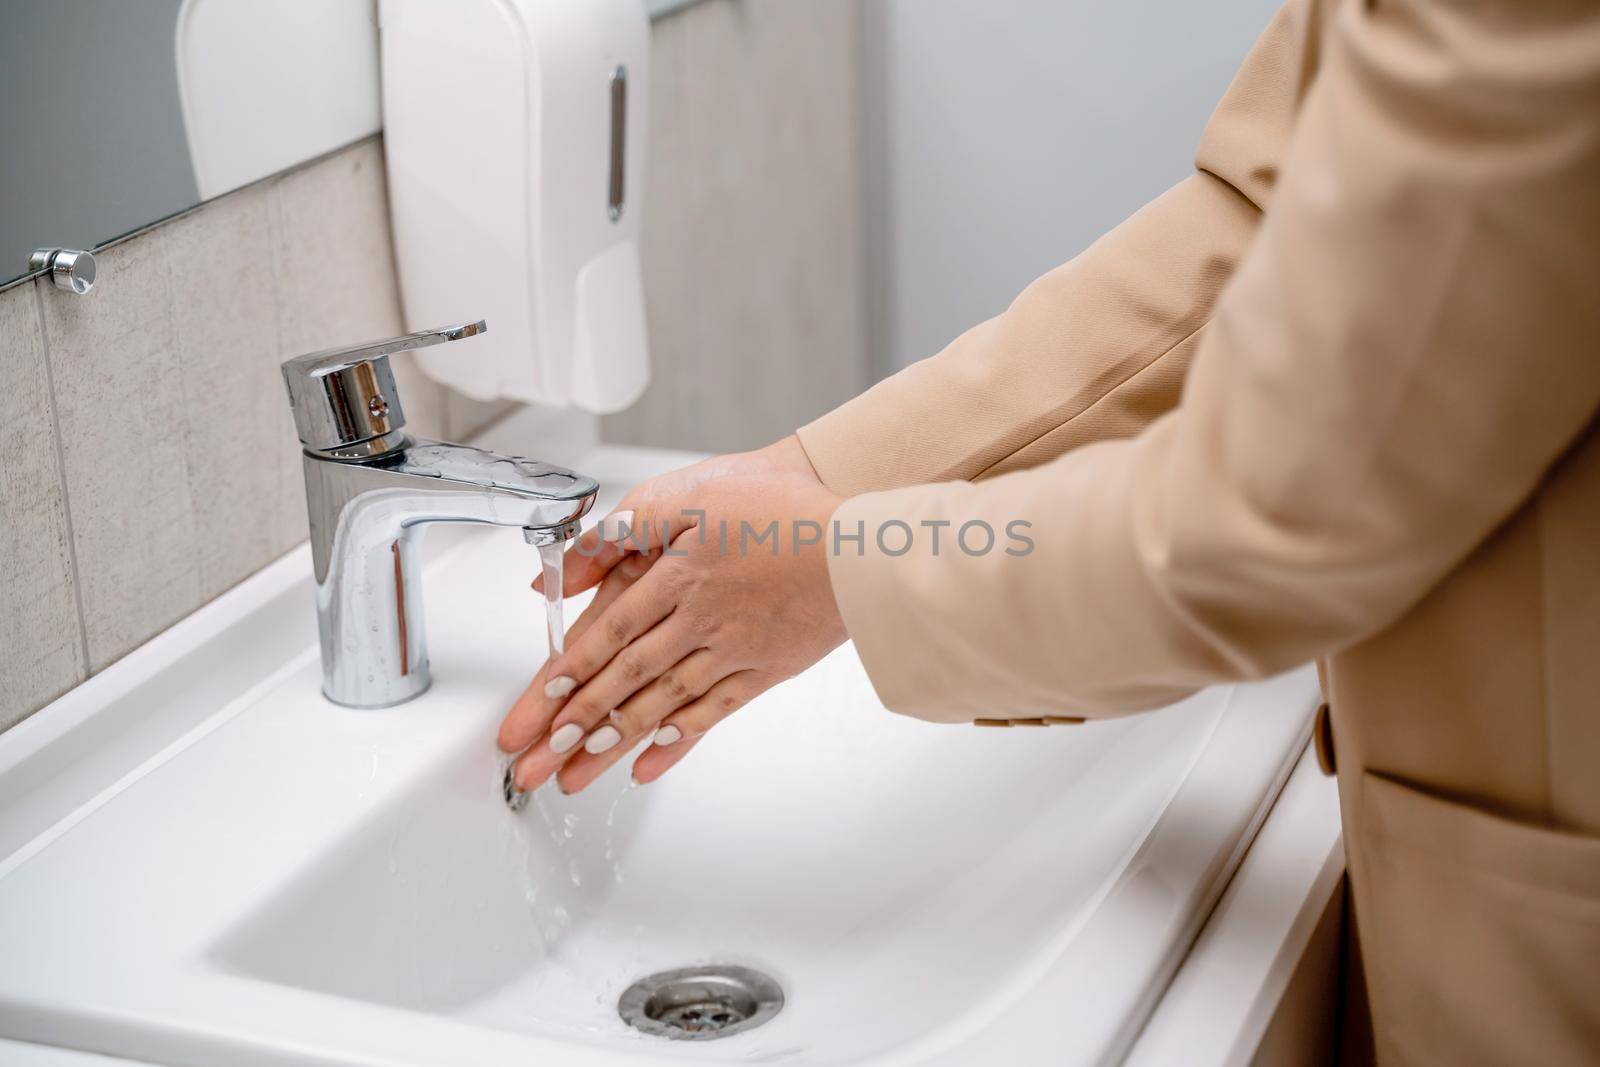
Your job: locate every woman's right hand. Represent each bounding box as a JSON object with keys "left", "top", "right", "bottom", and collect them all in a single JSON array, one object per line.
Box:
[{"left": 539, "top": 435, "right": 825, "bottom": 598}]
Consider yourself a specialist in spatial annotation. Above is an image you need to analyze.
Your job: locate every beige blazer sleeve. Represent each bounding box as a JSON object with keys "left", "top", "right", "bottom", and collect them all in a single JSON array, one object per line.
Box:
[
  {"left": 828, "top": 0, "right": 1600, "bottom": 723},
  {"left": 796, "top": 1, "right": 1317, "bottom": 497}
]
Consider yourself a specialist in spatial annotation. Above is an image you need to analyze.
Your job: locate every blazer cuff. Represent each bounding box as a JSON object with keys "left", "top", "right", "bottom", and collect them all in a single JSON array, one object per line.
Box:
[{"left": 824, "top": 487, "right": 982, "bottom": 723}]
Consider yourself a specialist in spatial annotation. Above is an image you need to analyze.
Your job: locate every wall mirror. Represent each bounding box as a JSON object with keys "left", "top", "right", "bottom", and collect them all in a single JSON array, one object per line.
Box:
[
  {"left": 0, "top": 0, "right": 384, "bottom": 291},
  {"left": 1, "top": 0, "right": 697, "bottom": 292}
]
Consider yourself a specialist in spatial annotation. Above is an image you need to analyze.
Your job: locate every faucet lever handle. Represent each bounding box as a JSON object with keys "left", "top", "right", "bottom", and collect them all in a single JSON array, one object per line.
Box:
[{"left": 282, "top": 320, "right": 487, "bottom": 455}]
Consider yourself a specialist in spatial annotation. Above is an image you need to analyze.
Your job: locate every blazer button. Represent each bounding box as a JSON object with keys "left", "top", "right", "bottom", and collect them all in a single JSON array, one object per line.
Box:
[{"left": 1312, "top": 702, "right": 1336, "bottom": 776}]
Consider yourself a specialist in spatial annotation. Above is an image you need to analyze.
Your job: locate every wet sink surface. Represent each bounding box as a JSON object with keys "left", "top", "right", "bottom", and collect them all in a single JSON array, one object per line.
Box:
[
  {"left": 0, "top": 447, "right": 1317, "bottom": 1067},
  {"left": 214, "top": 650, "right": 1222, "bottom": 1062}
]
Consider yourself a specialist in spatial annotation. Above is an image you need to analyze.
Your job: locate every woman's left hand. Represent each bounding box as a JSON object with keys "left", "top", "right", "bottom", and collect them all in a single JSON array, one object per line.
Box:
[{"left": 499, "top": 473, "right": 848, "bottom": 794}]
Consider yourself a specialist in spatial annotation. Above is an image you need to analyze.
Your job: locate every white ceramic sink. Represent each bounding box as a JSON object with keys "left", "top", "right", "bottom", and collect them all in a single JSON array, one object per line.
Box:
[{"left": 0, "top": 445, "right": 1319, "bottom": 1067}]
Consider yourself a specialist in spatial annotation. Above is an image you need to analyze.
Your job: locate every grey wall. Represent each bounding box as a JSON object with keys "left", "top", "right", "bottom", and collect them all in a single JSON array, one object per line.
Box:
[
  {"left": 603, "top": 0, "right": 867, "bottom": 454},
  {"left": 0, "top": 1, "right": 197, "bottom": 281},
  {"left": 863, "top": 0, "right": 1281, "bottom": 375}
]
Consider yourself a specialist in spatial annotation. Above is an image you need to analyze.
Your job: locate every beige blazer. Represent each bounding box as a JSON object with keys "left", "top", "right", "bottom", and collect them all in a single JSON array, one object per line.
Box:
[{"left": 796, "top": 0, "right": 1600, "bottom": 1062}]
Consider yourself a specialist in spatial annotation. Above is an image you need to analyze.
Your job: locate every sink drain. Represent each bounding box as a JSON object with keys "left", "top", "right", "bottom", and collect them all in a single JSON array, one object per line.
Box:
[{"left": 618, "top": 965, "right": 784, "bottom": 1041}]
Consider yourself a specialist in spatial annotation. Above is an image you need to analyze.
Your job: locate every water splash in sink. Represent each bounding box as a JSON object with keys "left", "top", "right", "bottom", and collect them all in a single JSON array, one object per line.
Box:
[{"left": 604, "top": 787, "right": 628, "bottom": 888}]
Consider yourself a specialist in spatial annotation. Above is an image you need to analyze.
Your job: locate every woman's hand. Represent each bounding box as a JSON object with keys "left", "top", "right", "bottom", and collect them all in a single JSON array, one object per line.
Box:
[
  {"left": 537, "top": 435, "right": 825, "bottom": 599},
  {"left": 499, "top": 545, "right": 663, "bottom": 774},
  {"left": 497, "top": 446, "right": 847, "bottom": 794}
]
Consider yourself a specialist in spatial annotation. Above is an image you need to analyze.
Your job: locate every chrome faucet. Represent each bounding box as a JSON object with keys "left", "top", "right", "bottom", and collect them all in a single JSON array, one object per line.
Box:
[{"left": 282, "top": 321, "right": 598, "bottom": 708}]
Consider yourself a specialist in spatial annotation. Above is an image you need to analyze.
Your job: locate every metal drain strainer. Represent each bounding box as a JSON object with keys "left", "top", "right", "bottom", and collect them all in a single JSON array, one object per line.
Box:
[{"left": 618, "top": 965, "right": 784, "bottom": 1040}]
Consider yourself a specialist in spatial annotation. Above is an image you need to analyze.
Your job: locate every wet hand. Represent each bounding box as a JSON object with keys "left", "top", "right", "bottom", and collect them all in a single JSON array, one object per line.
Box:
[
  {"left": 498, "top": 463, "right": 847, "bottom": 794},
  {"left": 535, "top": 436, "right": 825, "bottom": 599}
]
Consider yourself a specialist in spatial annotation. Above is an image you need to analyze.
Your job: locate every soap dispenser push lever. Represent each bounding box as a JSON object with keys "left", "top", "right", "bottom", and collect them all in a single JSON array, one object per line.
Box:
[{"left": 282, "top": 321, "right": 599, "bottom": 709}]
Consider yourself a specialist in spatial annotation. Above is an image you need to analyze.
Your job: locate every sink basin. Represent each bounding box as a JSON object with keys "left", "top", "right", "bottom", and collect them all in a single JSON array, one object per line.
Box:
[{"left": 0, "top": 445, "right": 1318, "bottom": 1067}]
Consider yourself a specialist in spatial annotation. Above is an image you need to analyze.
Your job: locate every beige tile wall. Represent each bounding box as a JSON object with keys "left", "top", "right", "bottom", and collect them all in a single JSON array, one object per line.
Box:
[
  {"left": 0, "top": 0, "right": 866, "bottom": 731},
  {"left": 0, "top": 141, "right": 474, "bottom": 728},
  {"left": 0, "top": 284, "right": 85, "bottom": 724}
]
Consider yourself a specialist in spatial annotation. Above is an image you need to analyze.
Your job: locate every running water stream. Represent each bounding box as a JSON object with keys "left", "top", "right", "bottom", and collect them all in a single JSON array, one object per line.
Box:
[
  {"left": 502, "top": 541, "right": 567, "bottom": 813},
  {"left": 499, "top": 535, "right": 634, "bottom": 963},
  {"left": 537, "top": 541, "right": 567, "bottom": 657}
]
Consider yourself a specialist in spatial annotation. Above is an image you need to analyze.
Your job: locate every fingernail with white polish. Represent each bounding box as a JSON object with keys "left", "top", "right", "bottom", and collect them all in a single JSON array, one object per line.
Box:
[
  {"left": 549, "top": 723, "right": 584, "bottom": 754},
  {"left": 600, "top": 511, "right": 635, "bottom": 544},
  {"left": 514, "top": 756, "right": 541, "bottom": 791},
  {"left": 652, "top": 725, "right": 682, "bottom": 747},
  {"left": 544, "top": 676, "right": 577, "bottom": 699},
  {"left": 585, "top": 725, "right": 621, "bottom": 754}
]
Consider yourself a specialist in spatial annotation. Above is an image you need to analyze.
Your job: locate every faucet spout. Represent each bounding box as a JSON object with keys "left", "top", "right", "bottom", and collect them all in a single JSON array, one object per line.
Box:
[
  {"left": 281, "top": 320, "right": 600, "bottom": 708},
  {"left": 301, "top": 440, "right": 598, "bottom": 708},
  {"left": 299, "top": 441, "right": 595, "bottom": 710}
]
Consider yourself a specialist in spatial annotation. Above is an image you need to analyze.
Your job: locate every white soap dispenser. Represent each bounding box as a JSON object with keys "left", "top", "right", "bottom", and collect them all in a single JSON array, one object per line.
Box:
[{"left": 379, "top": 0, "right": 650, "bottom": 412}]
